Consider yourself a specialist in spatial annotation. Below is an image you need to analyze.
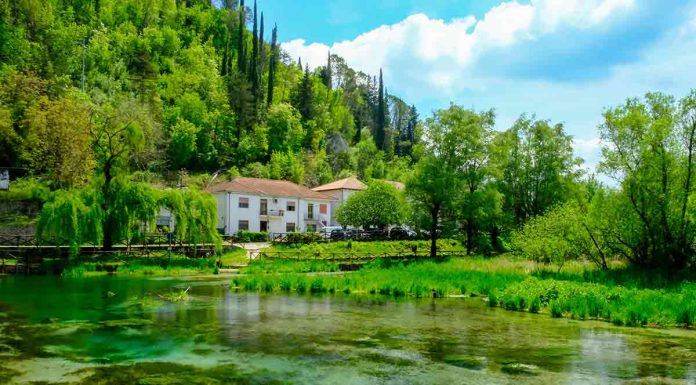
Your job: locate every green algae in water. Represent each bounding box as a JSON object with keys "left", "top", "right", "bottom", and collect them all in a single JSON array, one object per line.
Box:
[
  {"left": 0, "top": 367, "right": 21, "bottom": 383},
  {"left": 443, "top": 354, "right": 487, "bottom": 370},
  {"left": 72, "top": 362, "right": 289, "bottom": 385},
  {"left": 501, "top": 362, "right": 540, "bottom": 376},
  {"left": 102, "top": 318, "right": 153, "bottom": 328}
]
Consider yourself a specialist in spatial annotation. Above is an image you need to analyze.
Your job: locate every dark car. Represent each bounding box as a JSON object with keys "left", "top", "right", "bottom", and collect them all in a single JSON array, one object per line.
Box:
[
  {"left": 330, "top": 229, "right": 346, "bottom": 241},
  {"left": 389, "top": 227, "right": 413, "bottom": 240}
]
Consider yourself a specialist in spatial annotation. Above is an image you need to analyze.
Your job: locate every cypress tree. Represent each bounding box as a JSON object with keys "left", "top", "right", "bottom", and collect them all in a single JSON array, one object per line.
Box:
[
  {"left": 250, "top": 0, "right": 260, "bottom": 107},
  {"left": 375, "top": 69, "right": 386, "bottom": 150},
  {"left": 267, "top": 23, "right": 278, "bottom": 105},
  {"left": 298, "top": 56, "right": 302, "bottom": 68},
  {"left": 297, "top": 65, "right": 315, "bottom": 122},
  {"left": 237, "top": 0, "right": 246, "bottom": 74},
  {"left": 407, "top": 105, "right": 418, "bottom": 147},
  {"left": 321, "top": 51, "right": 332, "bottom": 90},
  {"left": 221, "top": 41, "right": 229, "bottom": 77},
  {"left": 259, "top": 12, "right": 265, "bottom": 104}
]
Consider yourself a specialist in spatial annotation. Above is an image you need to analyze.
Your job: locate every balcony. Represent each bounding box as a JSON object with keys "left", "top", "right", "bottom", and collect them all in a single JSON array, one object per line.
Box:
[
  {"left": 261, "top": 209, "right": 284, "bottom": 217},
  {"left": 304, "top": 214, "right": 319, "bottom": 222}
]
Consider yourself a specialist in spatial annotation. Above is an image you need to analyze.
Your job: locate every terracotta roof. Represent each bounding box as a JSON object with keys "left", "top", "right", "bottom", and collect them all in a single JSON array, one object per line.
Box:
[
  {"left": 312, "top": 177, "right": 367, "bottom": 192},
  {"left": 207, "top": 177, "right": 333, "bottom": 200},
  {"left": 384, "top": 180, "right": 405, "bottom": 190}
]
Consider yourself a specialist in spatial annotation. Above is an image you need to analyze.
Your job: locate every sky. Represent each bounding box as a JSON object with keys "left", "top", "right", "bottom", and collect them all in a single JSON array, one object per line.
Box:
[{"left": 261, "top": 0, "right": 696, "bottom": 172}]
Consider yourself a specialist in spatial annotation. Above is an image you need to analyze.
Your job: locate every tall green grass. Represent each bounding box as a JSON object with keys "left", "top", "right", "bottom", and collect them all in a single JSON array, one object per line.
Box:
[
  {"left": 61, "top": 253, "right": 216, "bottom": 277},
  {"left": 234, "top": 257, "right": 696, "bottom": 328},
  {"left": 242, "top": 259, "right": 341, "bottom": 274},
  {"left": 267, "top": 239, "right": 467, "bottom": 257},
  {"left": 492, "top": 278, "right": 696, "bottom": 327}
]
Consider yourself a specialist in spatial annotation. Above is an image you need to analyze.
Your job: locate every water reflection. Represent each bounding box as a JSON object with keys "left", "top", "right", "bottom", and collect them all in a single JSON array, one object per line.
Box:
[{"left": 0, "top": 276, "right": 695, "bottom": 385}]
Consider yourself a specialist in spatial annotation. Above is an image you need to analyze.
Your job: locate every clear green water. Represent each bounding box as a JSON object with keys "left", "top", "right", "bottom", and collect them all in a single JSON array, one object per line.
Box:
[{"left": 0, "top": 275, "right": 695, "bottom": 385}]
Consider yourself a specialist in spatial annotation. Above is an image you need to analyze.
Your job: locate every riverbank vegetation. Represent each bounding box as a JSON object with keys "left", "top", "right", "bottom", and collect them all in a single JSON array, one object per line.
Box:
[
  {"left": 235, "top": 257, "right": 696, "bottom": 328},
  {"left": 265, "top": 239, "right": 467, "bottom": 257},
  {"left": 59, "top": 253, "right": 219, "bottom": 277}
]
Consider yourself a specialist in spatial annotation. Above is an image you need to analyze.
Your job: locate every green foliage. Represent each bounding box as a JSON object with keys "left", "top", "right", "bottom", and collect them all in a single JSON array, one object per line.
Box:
[
  {"left": 22, "top": 94, "right": 95, "bottom": 188},
  {"left": 598, "top": 91, "right": 696, "bottom": 269},
  {"left": 0, "top": 177, "right": 50, "bottom": 202},
  {"left": 236, "top": 256, "right": 696, "bottom": 328},
  {"left": 159, "top": 188, "right": 223, "bottom": 252},
  {"left": 0, "top": 0, "right": 419, "bottom": 190},
  {"left": 236, "top": 230, "right": 268, "bottom": 242},
  {"left": 492, "top": 277, "right": 696, "bottom": 327},
  {"left": 37, "top": 182, "right": 222, "bottom": 253},
  {"left": 491, "top": 115, "right": 583, "bottom": 227},
  {"left": 512, "top": 202, "right": 584, "bottom": 266},
  {"left": 335, "top": 181, "right": 406, "bottom": 229},
  {"left": 280, "top": 232, "right": 324, "bottom": 244},
  {"left": 407, "top": 105, "right": 495, "bottom": 256},
  {"left": 267, "top": 239, "right": 466, "bottom": 257}
]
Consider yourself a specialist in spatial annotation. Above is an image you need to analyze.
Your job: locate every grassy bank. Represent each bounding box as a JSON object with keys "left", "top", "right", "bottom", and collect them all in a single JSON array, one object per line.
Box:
[
  {"left": 266, "top": 239, "right": 467, "bottom": 257},
  {"left": 60, "top": 254, "right": 219, "bottom": 277},
  {"left": 234, "top": 257, "right": 696, "bottom": 328},
  {"left": 39, "top": 247, "right": 250, "bottom": 277}
]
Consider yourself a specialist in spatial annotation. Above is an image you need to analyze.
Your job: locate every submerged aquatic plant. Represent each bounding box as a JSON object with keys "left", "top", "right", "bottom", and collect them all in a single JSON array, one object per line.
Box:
[{"left": 158, "top": 287, "right": 191, "bottom": 302}]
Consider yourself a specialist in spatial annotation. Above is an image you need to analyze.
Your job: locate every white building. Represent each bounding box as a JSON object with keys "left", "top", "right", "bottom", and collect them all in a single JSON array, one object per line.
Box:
[
  {"left": 208, "top": 177, "right": 333, "bottom": 235},
  {"left": 311, "top": 177, "right": 366, "bottom": 226}
]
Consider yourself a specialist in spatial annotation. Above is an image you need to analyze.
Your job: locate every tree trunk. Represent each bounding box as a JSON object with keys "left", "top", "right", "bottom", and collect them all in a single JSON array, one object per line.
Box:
[
  {"left": 102, "top": 162, "right": 113, "bottom": 251},
  {"left": 430, "top": 204, "right": 439, "bottom": 258},
  {"left": 466, "top": 221, "right": 475, "bottom": 255},
  {"left": 489, "top": 227, "right": 500, "bottom": 253}
]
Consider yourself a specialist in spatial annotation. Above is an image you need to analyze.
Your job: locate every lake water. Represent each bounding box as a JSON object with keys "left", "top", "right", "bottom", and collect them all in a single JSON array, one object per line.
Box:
[{"left": 0, "top": 275, "right": 695, "bottom": 384}]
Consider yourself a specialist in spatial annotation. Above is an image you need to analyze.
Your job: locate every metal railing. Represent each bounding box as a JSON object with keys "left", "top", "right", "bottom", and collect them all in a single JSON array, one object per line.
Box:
[{"left": 260, "top": 209, "right": 285, "bottom": 217}]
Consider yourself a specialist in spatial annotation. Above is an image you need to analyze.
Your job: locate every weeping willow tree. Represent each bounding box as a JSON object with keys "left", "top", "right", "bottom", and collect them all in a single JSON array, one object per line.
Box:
[
  {"left": 36, "top": 182, "right": 222, "bottom": 256},
  {"left": 160, "top": 189, "right": 223, "bottom": 253},
  {"left": 36, "top": 190, "right": 102, "bottom": 254},
  {"left": 90, "top": 99, "right": 153, "bottom": 251},
  {"left": 111, "top": 181, "right": 161, "bottom": 247}
]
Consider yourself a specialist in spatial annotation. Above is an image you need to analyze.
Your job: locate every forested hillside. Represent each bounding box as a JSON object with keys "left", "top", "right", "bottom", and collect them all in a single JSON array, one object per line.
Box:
[{"left": 0, "top": 0, "right": 419, "bottom": 188}]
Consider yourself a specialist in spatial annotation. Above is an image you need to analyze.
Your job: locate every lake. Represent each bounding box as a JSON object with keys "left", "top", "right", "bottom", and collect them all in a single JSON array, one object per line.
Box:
[{"left": 0, "top": 275, "right": 695, "bottom": 384}]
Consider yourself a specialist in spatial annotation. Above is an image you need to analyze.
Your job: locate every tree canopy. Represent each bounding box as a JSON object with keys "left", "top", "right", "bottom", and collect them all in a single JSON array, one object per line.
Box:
[{"left": 335, "top": 181, "right": 405, "bottom": 230}]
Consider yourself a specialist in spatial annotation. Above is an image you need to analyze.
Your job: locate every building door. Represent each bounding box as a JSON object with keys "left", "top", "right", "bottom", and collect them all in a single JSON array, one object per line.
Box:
[
  {"left": 260, "top": 199, "right": 268, "bottom": 215},
  {"left": 260, "top": 220, "right": 268, "bottom": 232}
]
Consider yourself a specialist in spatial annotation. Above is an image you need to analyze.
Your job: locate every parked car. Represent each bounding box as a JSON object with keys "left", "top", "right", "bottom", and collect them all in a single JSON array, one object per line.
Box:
[
  {"left": 320, "top": 226, "right": 343, "bottom": 238},
  {"left": 330, "top": 229, "right": 347, "bottom": 241},
  {"left": 389, "top": 227, "right": 416, "bottom": 240}
]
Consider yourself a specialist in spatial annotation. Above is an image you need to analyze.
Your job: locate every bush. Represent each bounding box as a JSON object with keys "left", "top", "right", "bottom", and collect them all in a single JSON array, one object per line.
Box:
[
  {"left": 236, "top": 230, "right": 268, "bottom": 242},
  {"left": 280, "top": 232, "right": 323, "bottom": 244}
]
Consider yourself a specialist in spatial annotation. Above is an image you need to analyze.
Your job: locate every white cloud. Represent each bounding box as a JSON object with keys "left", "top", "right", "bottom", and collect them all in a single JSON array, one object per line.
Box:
[
  {"left": 281, "top": 0, "right": 635, "bottom": 84},
  {"left": 573, "top": 137, "right": 603, "bottom": 166},
  {"left": 281, "top": 0, "right": 696, "bottom": 176}
]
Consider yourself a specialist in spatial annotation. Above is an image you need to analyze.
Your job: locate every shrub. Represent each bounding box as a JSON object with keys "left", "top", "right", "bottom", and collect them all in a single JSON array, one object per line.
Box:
[
  {"left": 236, "top": 230, "right": 269, "bottom": 242},
  {"left": 280, "top": 232, "right": 323, "bottom": 244}
]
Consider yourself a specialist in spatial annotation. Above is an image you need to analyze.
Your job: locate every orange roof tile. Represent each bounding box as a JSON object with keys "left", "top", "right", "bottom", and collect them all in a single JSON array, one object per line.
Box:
[
  {"left": 207, "top": 177, "right": 333, "bottom": 200},
  {"left": 312, "top": 177, "right": 367, "bottom": 192}
]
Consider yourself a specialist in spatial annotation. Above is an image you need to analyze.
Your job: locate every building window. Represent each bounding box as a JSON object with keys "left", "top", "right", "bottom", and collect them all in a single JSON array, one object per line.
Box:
[
  {"left": 238, "top": 220, "right": 249, "bottom": 231},
  {"left": 286, "top": 222, "right": 296, "bottom": 232},
  {"left": 319, "top": 204, "right": 327, "bottom": 214},
  {"left": 239, "top": 197, "right": 249, "bottom": 208},
  {"left": 287, "top": 201, "right": 296, "bottom": 212},
  {"left": 307, "top": 203, "right": 314, "bottom": 218}
]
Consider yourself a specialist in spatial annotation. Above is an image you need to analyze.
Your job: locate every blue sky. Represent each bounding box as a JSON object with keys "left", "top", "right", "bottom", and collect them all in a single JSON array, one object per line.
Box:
[{"left": 263, "top": 0, "right": 696, "bottom": 171}]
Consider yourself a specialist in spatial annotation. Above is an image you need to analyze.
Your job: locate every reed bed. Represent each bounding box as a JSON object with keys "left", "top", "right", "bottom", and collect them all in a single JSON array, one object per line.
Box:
[{"left": 234, "top": 257, "right": 696, "bottom": 328}]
